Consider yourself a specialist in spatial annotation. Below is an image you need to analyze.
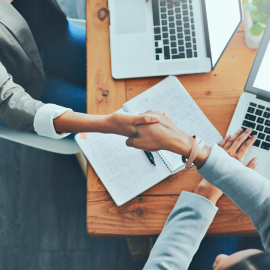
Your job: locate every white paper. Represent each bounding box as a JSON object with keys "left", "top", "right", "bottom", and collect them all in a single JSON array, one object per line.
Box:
[
  {"left": 205, "top": 0, "right": 241, "bottom": 67},
  {"left": 75, "top": 132, "right": 169, "bottom": 206},
  {"left": 124, "top": 76, "right": 223, "bottom": 172},
  {"left": 76, "top": 76, "right": 222, "bottom": 206},
  {"left": 253, "top": 40, "right": 270, "bottom": 92}
]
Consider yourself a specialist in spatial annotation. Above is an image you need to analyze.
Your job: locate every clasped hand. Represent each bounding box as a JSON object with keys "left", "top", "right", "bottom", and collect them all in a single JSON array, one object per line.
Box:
[
  {"left": 127, "top": 110, "right": 259, "bottom": 205},
  {"left": 126, "top": 110, "right": 193, "bottom": 157},
  {"left": 114, "top": 109, "right": 258, "bottom": 173},
  {"left": 126, "top": 110, "right": 259, "bottom": 169}
]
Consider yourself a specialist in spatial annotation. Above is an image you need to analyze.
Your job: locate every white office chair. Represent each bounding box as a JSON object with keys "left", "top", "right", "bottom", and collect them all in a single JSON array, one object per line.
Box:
[
  {"left": 0, "top": 18, "right": 87, "bottom": 173},
  {"left": 67, "top": 17, "right": 86, "bottom": 27}
]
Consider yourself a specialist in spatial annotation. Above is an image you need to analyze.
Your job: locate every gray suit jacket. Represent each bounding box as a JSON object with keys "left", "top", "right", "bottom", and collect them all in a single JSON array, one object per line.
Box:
[{"left": 0, "top": 0, "right": 65, "bottom": 133}]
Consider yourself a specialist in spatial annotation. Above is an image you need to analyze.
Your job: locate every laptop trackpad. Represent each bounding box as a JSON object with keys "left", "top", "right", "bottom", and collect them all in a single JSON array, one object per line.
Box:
[{"left": 115, "top": 0, "right": 146, "bottom": 34}]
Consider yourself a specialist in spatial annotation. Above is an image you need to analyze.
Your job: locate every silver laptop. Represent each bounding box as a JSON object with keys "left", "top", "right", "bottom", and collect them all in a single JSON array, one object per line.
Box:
[
  {"left": 227, "top": 20, "right": 270, "bottom": 179},
  {"left": 108, "top": 0, "right": 243, "bottom": 79}
]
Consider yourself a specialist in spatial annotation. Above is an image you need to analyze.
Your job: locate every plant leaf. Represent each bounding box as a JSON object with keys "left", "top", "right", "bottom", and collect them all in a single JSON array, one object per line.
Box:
[
  {"left": 258, "top": 19, "right": 269, "bottom": 27},
  {"left": 250, "top": 23, "right": 265, "bottom": 36},
  {"left": 244, "top": 2, "right": 257, "bottom": 12},
  {"left": 251, "top": 10, "right": 269, "bottom": 22}
]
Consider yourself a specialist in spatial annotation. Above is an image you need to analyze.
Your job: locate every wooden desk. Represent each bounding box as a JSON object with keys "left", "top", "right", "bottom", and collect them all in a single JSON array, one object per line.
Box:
[{"left": 86, "top": 0, "right": 258, "bottom": 237}]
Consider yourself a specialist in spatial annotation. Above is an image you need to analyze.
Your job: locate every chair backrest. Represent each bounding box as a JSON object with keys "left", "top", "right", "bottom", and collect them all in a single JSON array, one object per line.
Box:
[
  {"left": 67, "top": 17, "right": 86, "bottom": 27},
  {"left": 0, "top": 124, "right": 80, "bottom": 154}
]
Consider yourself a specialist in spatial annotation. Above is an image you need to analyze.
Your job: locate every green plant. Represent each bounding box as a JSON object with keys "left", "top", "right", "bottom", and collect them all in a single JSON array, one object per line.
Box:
[{"left": 244, "top": 0, "right": 270, "bottom": 36}]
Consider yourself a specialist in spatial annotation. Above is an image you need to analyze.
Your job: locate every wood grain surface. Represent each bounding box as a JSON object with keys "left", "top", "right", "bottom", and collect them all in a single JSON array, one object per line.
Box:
[{"left": 86, "top": 0, "right": 259, "bottom": 237}]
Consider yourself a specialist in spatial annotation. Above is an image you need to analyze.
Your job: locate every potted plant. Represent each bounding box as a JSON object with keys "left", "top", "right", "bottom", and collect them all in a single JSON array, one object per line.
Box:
[{"left": 244, "top": 0, "right": 270, "bottom": 49}]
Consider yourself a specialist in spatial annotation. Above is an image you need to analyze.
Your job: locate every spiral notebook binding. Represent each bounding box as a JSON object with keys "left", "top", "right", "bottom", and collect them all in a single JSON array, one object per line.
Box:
[
  {"left": 157, "top": 152, "right": 173, "bottom": 173},
  {"left": 154, "top": 154, "right": 171, "bottom": 174}
]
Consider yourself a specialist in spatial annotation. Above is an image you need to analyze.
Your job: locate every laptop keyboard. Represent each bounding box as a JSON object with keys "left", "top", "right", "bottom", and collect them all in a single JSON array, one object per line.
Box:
[
  {"left": 242, "top": 102, "right": 270, "bottom": 150},
  {"left": 152, "top": 0, "right": 197, "bottom": 61}
]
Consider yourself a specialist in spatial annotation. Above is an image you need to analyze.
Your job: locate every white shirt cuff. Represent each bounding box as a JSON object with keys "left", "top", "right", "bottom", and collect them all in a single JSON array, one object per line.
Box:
[{"left": 34, "top": 104, "right": 73, "bottom": 139}]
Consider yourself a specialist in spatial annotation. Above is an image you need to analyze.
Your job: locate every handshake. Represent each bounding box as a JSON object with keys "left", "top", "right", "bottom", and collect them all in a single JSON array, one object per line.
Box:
[
  {"left": 53, "top": 108, "right": 193, "bottom": 157},
  {"left": 107, "top": 110, "right": 259, "bottom": 171},
  {"left": 54, "top": 109, "right": 258, "bottom": 170},
  {"left": 107, "top": 110, "right": 194, "bottom": 158}
]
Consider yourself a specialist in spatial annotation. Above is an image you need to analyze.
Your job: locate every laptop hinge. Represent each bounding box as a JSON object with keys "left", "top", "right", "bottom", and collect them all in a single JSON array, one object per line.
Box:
[
  {"left": 256, "top": 95, "right": 270, "bottom": 103},
  {"left": 201, "top": 0, "right": 212, "bottom": 68}
]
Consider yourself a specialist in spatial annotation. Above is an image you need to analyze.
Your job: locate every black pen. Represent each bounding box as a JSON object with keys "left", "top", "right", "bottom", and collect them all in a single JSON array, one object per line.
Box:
[{"left": 144, "top": 151, "right": 156, "bottom": 166}]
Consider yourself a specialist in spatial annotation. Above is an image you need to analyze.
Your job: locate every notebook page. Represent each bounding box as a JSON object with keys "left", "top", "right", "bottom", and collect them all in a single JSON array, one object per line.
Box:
[
  {"left": 124, "top": 76, "right": 223, "bottom": 173},
  {"left": 75, "top": 132, "right": 170, "bottom": 206}
]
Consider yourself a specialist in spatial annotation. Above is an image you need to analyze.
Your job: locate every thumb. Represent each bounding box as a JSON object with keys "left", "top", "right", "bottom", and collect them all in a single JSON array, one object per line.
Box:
[
  {"left": 126, "top": 137, "right": 136, "bottom": 147},
  {"left": 133, "top": 114, "right": 159, "bottom": 126},
  {"left": 246, "top": 157, "right": 259, "bottom": 170}
]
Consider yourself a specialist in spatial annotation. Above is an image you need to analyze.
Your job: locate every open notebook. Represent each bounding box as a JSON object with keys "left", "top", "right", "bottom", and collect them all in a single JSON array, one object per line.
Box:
[{"left": 75, "top": 76, "right": 222, "bottom": 206}]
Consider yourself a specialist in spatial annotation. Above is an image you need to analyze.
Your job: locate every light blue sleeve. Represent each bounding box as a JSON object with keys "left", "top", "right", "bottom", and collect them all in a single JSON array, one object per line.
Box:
[
  {"left": 197, "top": 143, "right": 270, "bottom": 249},
  {"left": 143, "top": 191, "right": 218, "bottom": 270}
]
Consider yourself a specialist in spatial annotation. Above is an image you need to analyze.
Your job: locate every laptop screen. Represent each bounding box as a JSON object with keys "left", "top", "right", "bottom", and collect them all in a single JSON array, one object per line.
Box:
[
  {"left": 203, "top": 0, "right": 242, "bottom": 69},
  {"left": 245, "top": 20, "right": 270, "bottom": 99},
  {"left": 253, "top": 40, "right": 270, "bottom": 92}
]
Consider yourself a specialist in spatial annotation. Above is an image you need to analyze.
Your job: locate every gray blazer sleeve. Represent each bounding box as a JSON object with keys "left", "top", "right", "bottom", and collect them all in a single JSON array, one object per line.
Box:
[
  {"left": 143, "top": 192, "right": 218, "bottom": 270},
  {"left": 0, "top": 62, "right": 44, "bottom": 133},
  {"left": 198, "top": 144, "right": 270, "bottom": 250}
]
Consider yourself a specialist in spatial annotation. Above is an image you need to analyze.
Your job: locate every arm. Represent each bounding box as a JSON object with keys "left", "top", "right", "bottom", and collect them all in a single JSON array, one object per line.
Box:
[
  {"left": 143, "top": 133, "right": 256, "bottom": 270},
  {"left": 197, "top": 144, "right": 270, "bottom": 249},
  {"left": 128, "top": 111, "right": 270, "bottom": 250},
  {"left": 0, "top": 62, "right": 44, "bottom": 133},
  {"left": 143, "top": 192, "right": 218, "bottom": 270},
  {"left": 52, "top": 110, "right": 160, "bottom": 137},
  {"left": 0, "top": 62, "right": 159, "bottom": 138}
]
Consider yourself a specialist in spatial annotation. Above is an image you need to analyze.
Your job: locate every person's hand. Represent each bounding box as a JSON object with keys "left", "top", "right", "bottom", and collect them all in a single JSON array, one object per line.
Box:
[
  {"left": 194, "top": 179, "right": 223, "bottom": 205},
  {"left": 106, "top": 112, "right": 160, "bottom": 137},
  {"left": 126, "top": 110, "right": 210, "bottom": 166},
  {"left": 53, "top": 111, "right": 159, "bottom": 137},
  {"left": 194, "top": 128, "right": 259, "bottom": 205},
  {"left": 219, "top": 127, "right": 259, "bottom": 168},
  {"left": 126, "top": 110, "right": 194, "bottom": 154}
]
